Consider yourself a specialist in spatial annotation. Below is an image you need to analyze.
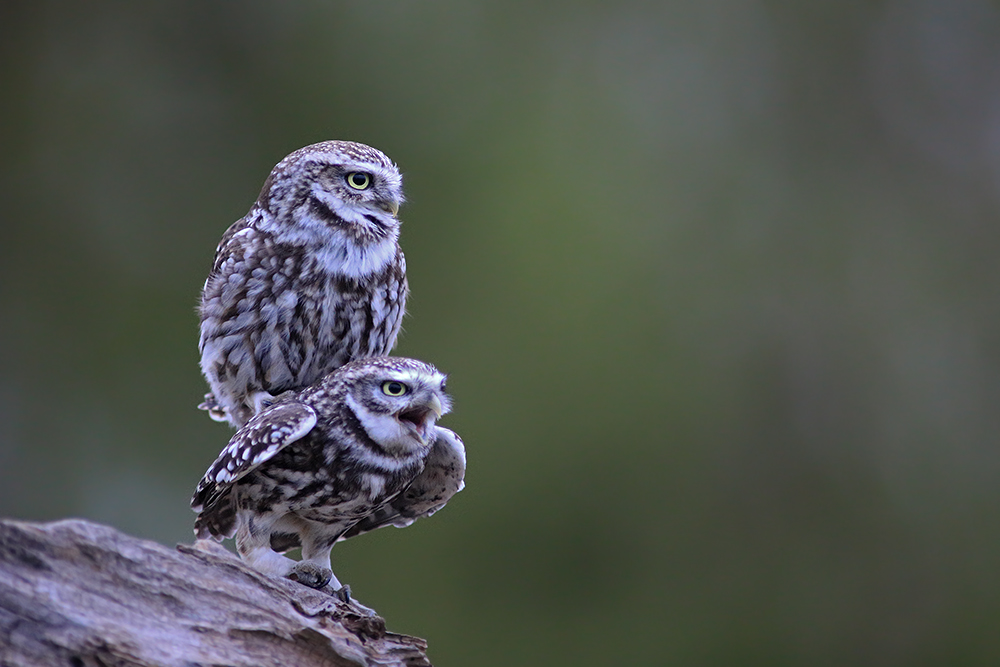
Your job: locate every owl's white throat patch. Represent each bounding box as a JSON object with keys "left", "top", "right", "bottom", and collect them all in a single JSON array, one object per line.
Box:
[
  {"left": 320, "top": 232, "right": 398, "bottom": 280},
  {"left": 266, "top": 191, "right": 400, "bottom": 280},
  {"left": 303, "top": 190, "right": 399, "bottom": 279}
]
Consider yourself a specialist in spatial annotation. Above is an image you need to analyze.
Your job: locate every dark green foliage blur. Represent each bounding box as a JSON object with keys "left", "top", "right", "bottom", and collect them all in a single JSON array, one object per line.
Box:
[{"left": 3, "top": 1, "right": 1000, "bottom": 664}]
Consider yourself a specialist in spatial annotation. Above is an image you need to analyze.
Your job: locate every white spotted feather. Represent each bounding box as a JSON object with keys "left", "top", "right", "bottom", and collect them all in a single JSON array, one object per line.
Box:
[
  {"left": 190, "top": 357, "right": 466, "bottom": 595},
  {"left": 198, "top": 140, "right": 409, "bottom": 429}
]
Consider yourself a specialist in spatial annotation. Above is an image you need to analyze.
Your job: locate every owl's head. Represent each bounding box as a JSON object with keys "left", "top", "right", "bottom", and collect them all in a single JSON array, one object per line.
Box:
[
  {"left": 257, "top": 140, "right": 405, "bottom": 251},
  {"left": 337, "top": 357, "right": 451, "bottom": 456}
]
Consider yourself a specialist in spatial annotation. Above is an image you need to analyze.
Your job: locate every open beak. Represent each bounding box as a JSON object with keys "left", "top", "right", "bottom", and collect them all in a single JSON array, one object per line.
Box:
[{"left": 396, "top": 395, "right": 443, "bottom": 441}]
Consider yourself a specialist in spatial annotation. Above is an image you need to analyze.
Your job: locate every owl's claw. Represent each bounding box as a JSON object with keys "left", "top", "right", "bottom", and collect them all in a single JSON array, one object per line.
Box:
[
  {"left": 249, "top": 390, "right": 280, "bottom": 414},
  {"left": 197, "top": 392, "right": 220, "bottom": 412},
  {"left": 286, "top": 561, "right": 333, "bottom": 589},
  {"left": 334, "top": 583, "right": 352, "bottom": 603},
  {"left": 197, "top": 393, "right": 230, "bottom": 422}
]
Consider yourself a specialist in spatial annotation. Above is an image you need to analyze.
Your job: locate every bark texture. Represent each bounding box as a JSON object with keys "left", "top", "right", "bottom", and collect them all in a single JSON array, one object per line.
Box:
[{"left": 0, "top": 518, "right": 431, "bottom": 667}]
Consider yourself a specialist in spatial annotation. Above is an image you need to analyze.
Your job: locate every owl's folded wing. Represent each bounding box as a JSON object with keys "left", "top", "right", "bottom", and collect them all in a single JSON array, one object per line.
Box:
[
  {"left": 340, "top": 426, "right": 466, "bottom": 541},
  {"left": 191, "top": 400, "right": 317, "bottom": 539}
]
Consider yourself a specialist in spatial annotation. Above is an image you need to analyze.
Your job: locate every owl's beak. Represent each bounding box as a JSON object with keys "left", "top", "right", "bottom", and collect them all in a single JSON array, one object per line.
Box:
[
  {"left": 377, "top": 199, "right": 400, "bottom": 217},
  {"left": 396, "top": 395, "right": 444, "bottom": 442},
  {"left": 426, "top": 394, "right": 444, "bottom": 419}
]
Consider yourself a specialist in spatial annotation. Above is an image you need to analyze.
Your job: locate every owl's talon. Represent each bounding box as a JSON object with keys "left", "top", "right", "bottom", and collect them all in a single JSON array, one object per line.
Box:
[
  {"left": 334, "top": 584, "right": 352, "bottom": 603},
  {"left": 286, "top": 562, "right": 333, "bottom": 589},
  {"left": 198, "top": 392, "right": 220, "bottom": 411},
  {"left": 198, "top": 393, "right": 230, "bottom": 422}
]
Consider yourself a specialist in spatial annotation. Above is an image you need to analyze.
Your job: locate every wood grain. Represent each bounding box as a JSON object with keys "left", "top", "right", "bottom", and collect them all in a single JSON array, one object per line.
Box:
[{"left": 0, "top": 518, "right": 431, "bottom": 667}]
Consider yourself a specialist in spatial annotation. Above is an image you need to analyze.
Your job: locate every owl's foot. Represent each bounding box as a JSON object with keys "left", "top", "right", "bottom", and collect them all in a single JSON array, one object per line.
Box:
[
  {"left": 333, "top": 583, "right": 352, "bottom": 603},
  {"left": 197, "top": 393, "right": 230, "bottom": 423},
  {"left": 286, "top": 561, "right": 333, "bottom": 589},
  {"left": 249, "top": 390, "right": 291, "bottom": 414}
]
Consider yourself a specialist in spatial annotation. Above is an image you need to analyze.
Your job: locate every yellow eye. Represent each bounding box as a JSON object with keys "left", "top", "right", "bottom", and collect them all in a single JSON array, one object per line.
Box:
[
  {"left": 382, "top": 381, "right": 408, "bottom": 397},
  {"left": 346, "top": 172, "right": 371, "bottom": 190}
]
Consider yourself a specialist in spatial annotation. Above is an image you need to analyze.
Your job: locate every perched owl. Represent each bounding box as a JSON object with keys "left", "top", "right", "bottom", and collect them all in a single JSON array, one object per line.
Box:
[
  {"left": 198, "top": 141, "right": 408, "bottom": 428},
  {"left": 191, "top": 357, "right": 466, "bottom": 595}
]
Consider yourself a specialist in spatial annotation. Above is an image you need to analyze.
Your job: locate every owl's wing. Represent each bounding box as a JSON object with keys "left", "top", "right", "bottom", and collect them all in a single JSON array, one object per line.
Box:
[
  {"left": 191, "top": 400, "right": 317, "bottom": 539},
  {"left": 340, "top": 427, "right": 466, "bottom": 541},
  {"left": 207, "top": 216, "right": 255, "bottom": 277}
]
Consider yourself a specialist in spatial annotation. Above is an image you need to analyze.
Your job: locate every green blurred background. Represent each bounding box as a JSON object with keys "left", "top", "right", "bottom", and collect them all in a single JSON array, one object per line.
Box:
[{"left": 3, "top": 1, "right": 1000, "bottom": 664}]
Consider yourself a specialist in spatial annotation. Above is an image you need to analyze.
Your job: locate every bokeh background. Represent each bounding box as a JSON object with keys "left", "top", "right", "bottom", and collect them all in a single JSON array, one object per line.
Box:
[{"left": 3, "top": 1, "right": 1000, "bottom": 664}]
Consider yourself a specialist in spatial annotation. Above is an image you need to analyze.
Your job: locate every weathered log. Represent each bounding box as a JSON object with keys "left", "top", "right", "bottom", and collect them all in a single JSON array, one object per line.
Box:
[{"left": 0, "top": 518, "right": 431, "bottom": 666}]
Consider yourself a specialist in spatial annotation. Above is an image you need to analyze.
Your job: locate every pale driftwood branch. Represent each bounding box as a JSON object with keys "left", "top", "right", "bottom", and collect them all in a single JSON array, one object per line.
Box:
[{"left": 0, "top": 518, "right": 431, "bottom": 667}]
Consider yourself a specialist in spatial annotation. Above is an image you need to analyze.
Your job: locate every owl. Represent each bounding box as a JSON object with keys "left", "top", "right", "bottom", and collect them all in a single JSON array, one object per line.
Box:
[
  {"left": 198, "top": 140, "right": 408, "bottom": 428},
  {"left": 191, "top": 357, "right": 466, "bottom": 596}
]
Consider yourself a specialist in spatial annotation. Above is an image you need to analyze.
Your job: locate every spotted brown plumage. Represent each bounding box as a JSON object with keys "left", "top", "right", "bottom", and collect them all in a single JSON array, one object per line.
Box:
[
  {"left": 198, "top": 141, "right": 408, "bottom": 428},
  {"left": 191, "top": 357, "right": 466, "bottom": 595}
]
